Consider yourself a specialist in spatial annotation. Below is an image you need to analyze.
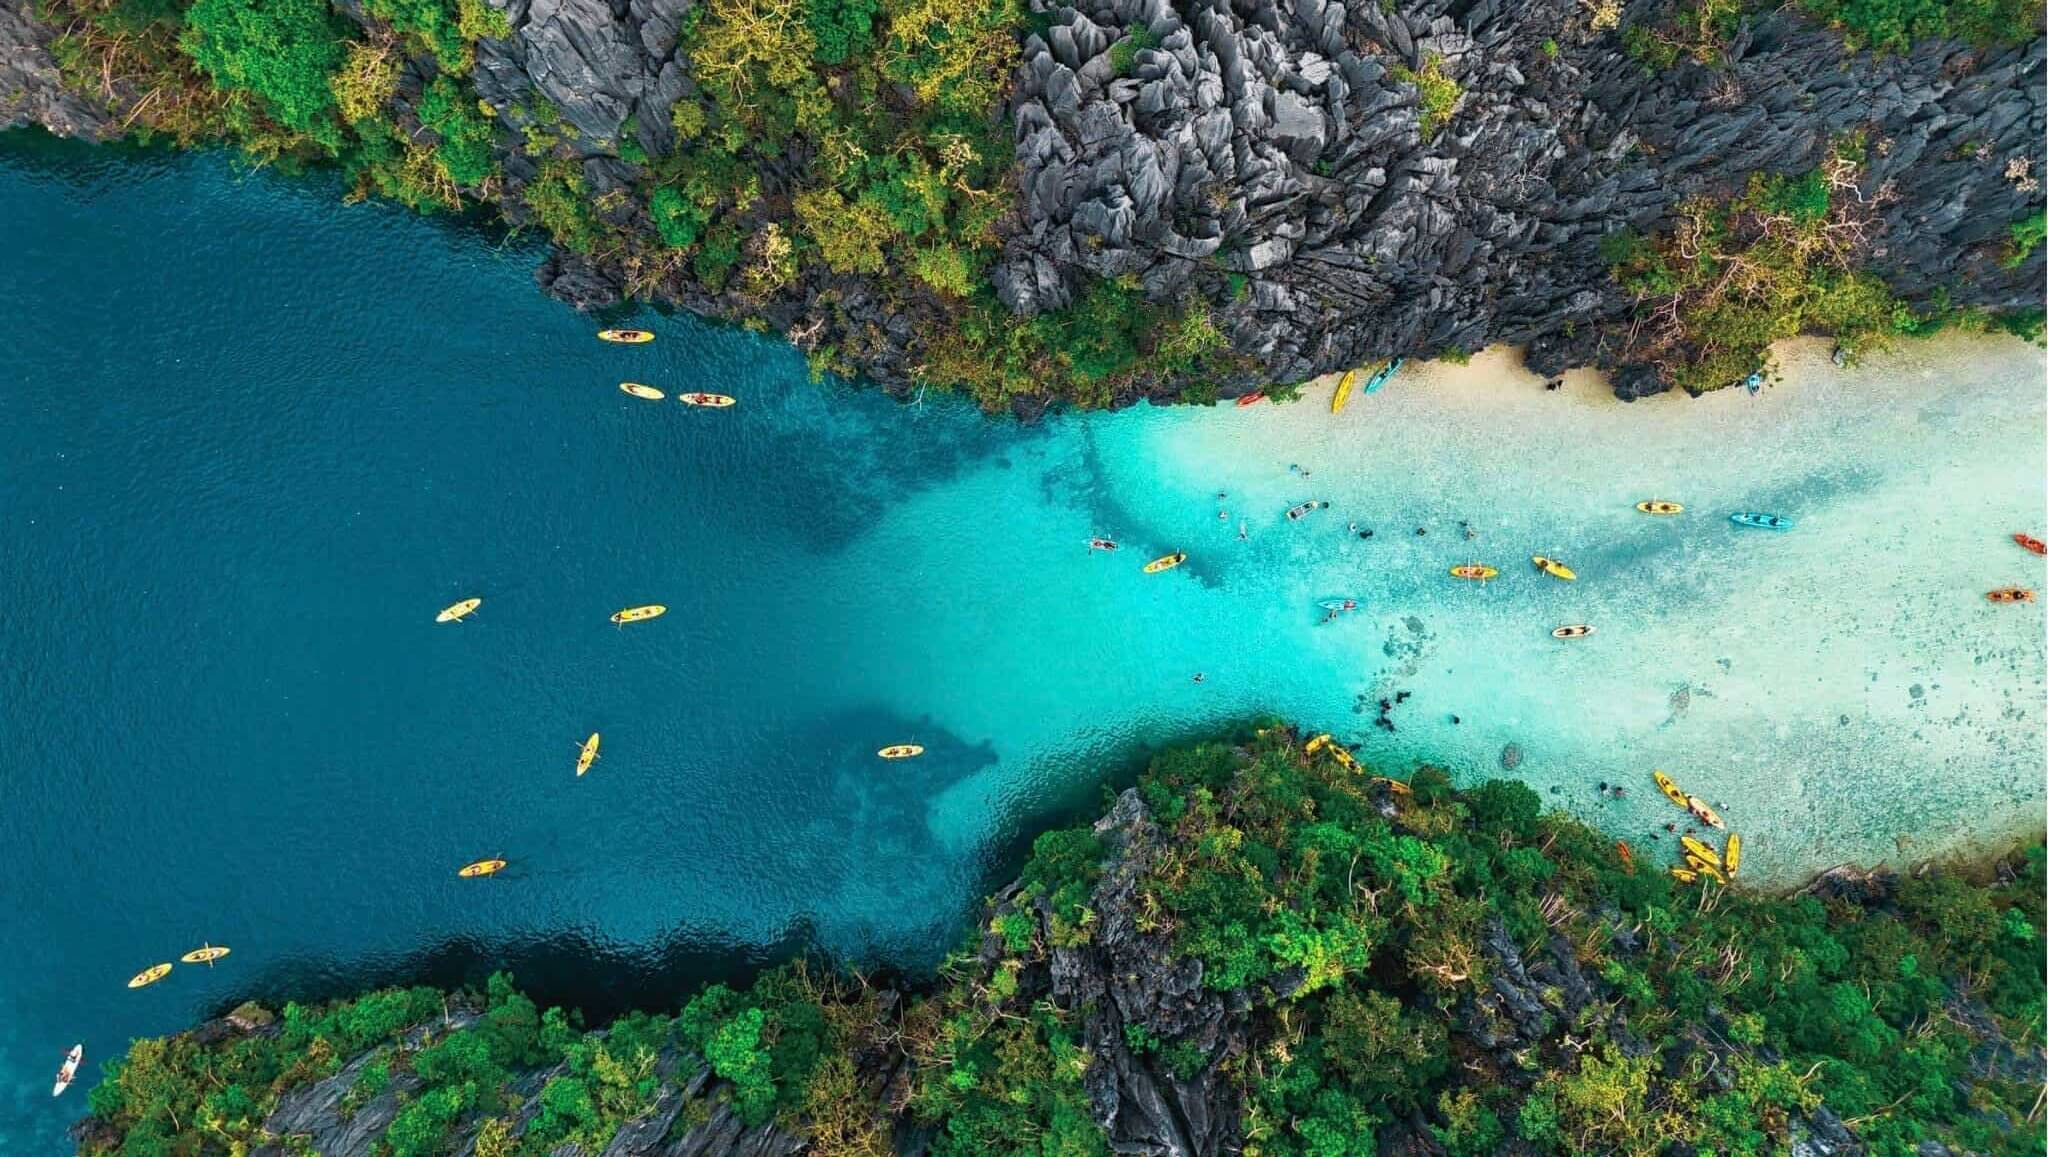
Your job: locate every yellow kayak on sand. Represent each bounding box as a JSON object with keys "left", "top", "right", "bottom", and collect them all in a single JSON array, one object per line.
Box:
[
  {"left": 620, "top": 382, "right": 664, "bottom": 400},
  {"left": 1680, "top": 835, "right": 1722, "bottom": 870},
  {"left": 878, "top": 744, "right": 924, "bottom": 759},
  {"left": 128, "top": 963, "right": 172, "bottom": 989},
  {"left": 1724, "top": 833, "right": 1743, "bottom": 877},
  {"left": 458, "top": 858, "right": 507, "bottom": 878},
  {"left": 598, "top": 329, "right": 654, "bottom": 344},
  {"left": 1331, "top": 370, "right": 1358, "bottom": 414},
  {"left": 1532, "top": 555, "right": 1577, "bottom": 581},
  {"left": 1449, "top": 564, "right": 1498, "bottom": 581},
  {"left": 1636, "top": 500, "right": 1684, "bottom": 515},
  {"left": 436, "top": 598, "right": 481, "bottom": 623},
  {"left": 1143, "top": 552, "right": 1187, "bottom": 574},
  {"left": 1685, "top": 854, "right": 1728, "bottom": 883},
  {"left": 610, "top": 605, "right": 667, "bottom": 624},
  {"left": 1669, "top": 867, "right": 1698, "bottom": 884},
  {"left": 1686, "top": 795, "right": 1727, "bottom": 830},
  {"left": 576, "top": 732, "right": 600, "bottom": 777},
  {"left": 678, "top": 392, "right": 737, "bottom": 408},
  {"left": 180, "top": 945, "right": 230, "bottom": 965},
  {"left": 1652, "top": 770, "right": 1689, "bottom": 808}
]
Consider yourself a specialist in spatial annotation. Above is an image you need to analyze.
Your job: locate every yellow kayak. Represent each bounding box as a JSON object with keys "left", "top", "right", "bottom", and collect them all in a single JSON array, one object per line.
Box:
[
  {"left": 458, "top": 858, "right": 507, "bottom": 878},
  {"left": 1636, "top": 501, "right": 1684, "bottom": 515},
  {"left": 610, "top": 605, "right": 667, "bottom": 625},
  {"left": 1680, "top": 835, "right": 1722, "bottom": 870},
  {"left": 1724, "top": 833, "right": 1743, "bottom": 877},
  {"left": 1143, "top": 552, "right": 1187, "bottom": 574},
  {"left": 1532, "top": 555, "right": 1577, "bottom": 581},
  {"left": 1669, "top": 867, "right": 1698, "bottom": 884},
  {"left": 1329, "top": 747, "right": 1360, "bottom": 773},
  {"left": 619, "top": 382, "right": 664, "bottom": 400},
  {"left": 1305, "top": 733, "right": 1332, "bottom": 754},
  {"left": 598, "top": 329, "right": 654, "bottom": 344},
  {"left": 1686, "top": 795, "right": 1727, "bottom": 830},
  {"left": 179, "top": 945, "right": 230, "bottom": 965},
  {"left": 576, "top": 732, "right": 600, "bottom": 777},
  {"left": 127, "top": 963, "right": 172, "bottom": 989},
  {"left": 1331, "top": 370, "right": 1358, "bottom": 414},
  {"left": 1652, "top": 770, "right": 1689, "bottom": 808},
  {"left": 1685, "top": 854, "right": 1728, "bottom": 883},
  {"left": 1449, "top": 564, "right": 1498, "bottom": 581},
  {"left": 878, "top": 744, "right": 924, "bottom": 759},
  {"left": 677, "top": 392, "right": 737, "bottom": 408},
  {"left": 1551, "top": 624, "right": 1595, "bottom": 639},
  {"left": 436, "top": 598, "right": 481, "bottom": 623}
]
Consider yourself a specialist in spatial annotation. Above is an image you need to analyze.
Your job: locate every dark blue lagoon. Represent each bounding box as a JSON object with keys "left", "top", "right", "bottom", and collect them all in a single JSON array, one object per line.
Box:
[{"left": 2, "top": 134, "right": 2041, "bottom": 1148}]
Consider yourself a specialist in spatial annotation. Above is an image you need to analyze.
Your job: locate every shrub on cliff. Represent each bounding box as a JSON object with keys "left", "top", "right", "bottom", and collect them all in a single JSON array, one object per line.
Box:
[{"left": 178, "top": 0, "right": 348, "bottom": 149}]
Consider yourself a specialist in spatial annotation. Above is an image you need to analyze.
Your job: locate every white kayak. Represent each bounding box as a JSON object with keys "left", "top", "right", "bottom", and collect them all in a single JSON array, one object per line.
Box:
[{"left": 53, "top": 1045, "right": 82, "bottom": 1097}]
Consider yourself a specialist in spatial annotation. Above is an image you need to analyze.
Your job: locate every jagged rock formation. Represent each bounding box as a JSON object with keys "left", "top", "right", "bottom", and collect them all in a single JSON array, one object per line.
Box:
[
  {"left": 3, "top": 0, "right": 2042, "bottom": 403},
  {"left": 999, "top": 0, "right": 2044, "bottom": 393}
]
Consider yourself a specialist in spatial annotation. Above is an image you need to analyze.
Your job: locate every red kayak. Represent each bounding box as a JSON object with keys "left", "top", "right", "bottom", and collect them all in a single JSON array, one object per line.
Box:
[
  {"left": 2014, "top": 533, "right": 2046, "bottom": 556},
  {"left": 1235, "top": 392, "right": 1265, "bottom": 407}
]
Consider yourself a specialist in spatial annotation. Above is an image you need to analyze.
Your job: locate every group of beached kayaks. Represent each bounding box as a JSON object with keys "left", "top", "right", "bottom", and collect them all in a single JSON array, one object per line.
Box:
[
  {"left": 1650, "top": 770, "right": 1743, "bottom": 885},
  {"left": 435, "top": 328, "right": 920, "bottom": 884}
]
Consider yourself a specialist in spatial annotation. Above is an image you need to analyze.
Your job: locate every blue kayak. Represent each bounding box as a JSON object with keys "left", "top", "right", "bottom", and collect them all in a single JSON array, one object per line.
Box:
[
  {"left": 1743, "top": 371, "right": 1764, "bottom": 396},
  {"left": 1362, "top": 357, "right": 1405, "bottom": 394},
  {"left": 1729, "top": 512, "right": 1793, "bottom": 530}
]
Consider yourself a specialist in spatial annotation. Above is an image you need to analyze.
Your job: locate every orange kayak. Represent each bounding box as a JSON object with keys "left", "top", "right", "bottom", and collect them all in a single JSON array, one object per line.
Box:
[
  {"left": 2014, "top": 533, "right": 2046, "bottom": 555},
  {"left": 1235, "top": 392, "right": 1265, "bottom": 407}
]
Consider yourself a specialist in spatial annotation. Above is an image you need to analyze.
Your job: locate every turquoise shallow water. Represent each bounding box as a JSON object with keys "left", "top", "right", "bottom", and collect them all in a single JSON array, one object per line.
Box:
[{"left": 1, "top": 133, "right": 2042, "bottom": 1149}]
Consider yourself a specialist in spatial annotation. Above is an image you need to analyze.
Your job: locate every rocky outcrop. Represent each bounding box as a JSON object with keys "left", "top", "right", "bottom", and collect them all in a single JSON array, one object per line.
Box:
[
  {"left": 6, "top": 0, "right": 2041, "bottom": 404},
  {"left": 999, "top": 0, "right": 2044, "bottom": 393}
]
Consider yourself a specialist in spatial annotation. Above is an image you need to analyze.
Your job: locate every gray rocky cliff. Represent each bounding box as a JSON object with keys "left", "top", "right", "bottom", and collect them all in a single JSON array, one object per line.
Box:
[{"left": 3, "top": 0, "right": 2042, "bottom": 403}]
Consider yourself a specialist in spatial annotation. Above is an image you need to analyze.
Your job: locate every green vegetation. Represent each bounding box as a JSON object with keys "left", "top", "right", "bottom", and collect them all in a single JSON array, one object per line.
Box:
[
  {"left": 1621, "top": 0, "right": 2038, "bottom": 68},
  {"left": 2004, "top": 212, "right": 2046, "bottom": 270},
  {"left": 1599, "top": 144, "right": 2040, "bottom": 391},
  {"left": 80, "top": 728, "right": 2045, "bottom": 1157},
  {"left": 1390, "top": 53, "right": 1460, "bottom": 140}
]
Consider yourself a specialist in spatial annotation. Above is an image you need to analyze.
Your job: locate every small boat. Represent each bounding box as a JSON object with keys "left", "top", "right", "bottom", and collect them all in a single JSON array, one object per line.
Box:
[
  {"left": 1652, "top": 770, "right": 1688, "bottom": 808},
  {"left": 436, "top": 598, "right": 481, "bottom": 623},
  {"left": 127, "top": 963, "right": 171, "bottom": 989},
  {"left": 1448, "top": 564, "right": 1498, "bottom": 581},
  {"left": 2015, "top": 533, "right": 2047, "bottom": 556},
  {"left": 1551, "top": 624, "right": 1595, "bottom": 639},
  {"left": 576, "top": 732, "right": 600, "bottom": 777},
  {"left": 1686, "top": 795, "right": 1727, "bottom": 830},
  {"left": 1329, "top": 747, "right": 1360, "bottom": 773},
  {"left": 1088, "top": 538, "right": 1119, "bottom": 552},
  {"left": 1729, "top": 512, "right": 1793, "bottom": 530},
  {"left": 1331, "top": 370, "right": 1358, "bottom": 413},
  {"left": 878, "top": 744, "right": 924, "bottom": 760},
  {"left": 619, "top": 382, "right": 664, "bottom": 400},
  {"left": 53, "top": 1046, "right": 82, "bottom": 1097},
  {"left": 678, "top": 392, "right": 736, "bottom": 408},
  {"left": 1532, "top": 555, "right": 1577, "bottom": 581},
  {"left": 611, "top": 605, "right": 667, "bottom": 624},
  {"left": 1235, "top": 392, "right": 1266, "bottom": 407},
  {"left": 1724, "top": 833, "right": 1743, "bottom": 877},
  {"left": 1362, "top": 358, "right": 1404, "bottom": 394},
  {"left": 1686, "top": 854, "right": 1728, "bottom": 883},
  {"left": 1636, "top": 501, "right": 1683, "bottom": 515},
  {"left": 1743, "top": 371, "right": 1764, "bottom": 396},
  {"left": 1318, "top": 599, "right": 1360, "bottom": 612},
  {"left": 598, "top": 329, "right": 654, "bottom": 344},
  {"left": 1987, "top": 588, "right": 2038, "bottom": 603},
  {"left": 1286, "top": 501, "right": 1326, "bottom": 521},
  {"left": 1680, "top": 835, "right": 1722, "bottom": 870},
  {"left": 1669, "top": 867, "right": 1698, "bottom": 884},
  {"left": 457, "top": 858, "right": 507, "bottom": 878},
  {"left": 179, "top": 944, "right": 230, "bottom": 965},
  {"left": 1143, "top": 552, "right": 1187, "bottom": 574}
]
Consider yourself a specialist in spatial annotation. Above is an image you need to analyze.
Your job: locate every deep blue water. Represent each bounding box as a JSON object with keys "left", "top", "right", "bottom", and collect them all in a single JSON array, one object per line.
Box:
[{"left": 1, "top": 132, "right": 2040, "bottom": 1151}]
